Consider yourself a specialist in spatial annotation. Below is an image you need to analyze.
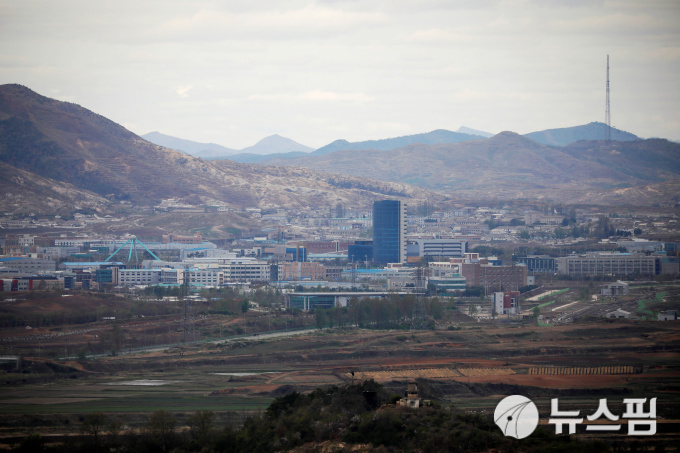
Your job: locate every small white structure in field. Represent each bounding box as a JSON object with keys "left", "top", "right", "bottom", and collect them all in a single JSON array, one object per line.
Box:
[{"left": 605, "top": 308, "right": 631, "bottom": 319}]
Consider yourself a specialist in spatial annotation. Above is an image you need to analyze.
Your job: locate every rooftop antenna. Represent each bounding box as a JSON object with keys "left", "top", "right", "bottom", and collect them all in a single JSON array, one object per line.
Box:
[{"left": 605, "top": 55, "right": 611, "bottom": 142}]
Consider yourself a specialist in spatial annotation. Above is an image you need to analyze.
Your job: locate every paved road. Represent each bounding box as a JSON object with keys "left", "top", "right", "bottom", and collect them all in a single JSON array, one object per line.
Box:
[
  {"left": 115, "top": 327, "right": 321, "bottom": 357},
  {"left": 211, "top": 328, "right": 320, "bottom": 344}
]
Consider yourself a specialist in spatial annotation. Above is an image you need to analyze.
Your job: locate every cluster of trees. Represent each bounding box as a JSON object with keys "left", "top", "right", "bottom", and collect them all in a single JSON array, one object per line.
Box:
[
  {"left": 16, "top": 381, "right": 621, "bottom": 453},
  {"left": 199, "top": 286, "right": 282, "bottom": 309},
  {"left": 484, "top": 218, "right": 525, "bottom": 230},
  {"left": 471, "top": 245, "right": 506, "bottom": 257},
  {"left": 208, "top": 298, "right": 250, "bottom": 316},
  {"left": 325, "top": 177, "right": 408, "bottom": 197},
  {"left": 142, "top": 285, "right": 186, "bottom": 299},
  {"left": 0, "top": 293, "right": 182, "bottom": 330},
  {"left": 314, "top": 295, "right": 444, "bottom": 330}
]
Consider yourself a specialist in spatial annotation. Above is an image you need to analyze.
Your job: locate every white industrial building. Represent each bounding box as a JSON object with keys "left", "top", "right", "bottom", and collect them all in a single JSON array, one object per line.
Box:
[
  {"left": 185, "top": 269, "right": 225, "bottom": 286},
  {"left": 407, "top": 239, "right": 466, "bottom": 258},
  {"left": 117, "top": 268, "right": 184, "bottom": 286},
  {"left": 220, "top": 260, "right": 272, "bottom": 282},
  {"left": 0, "top": 257, "right": 56, "bottom": 273},
  {"left": 606, "top": 308, "right": 632, "bottom": 319},
  {"left": 601, "top": 281, "right": 630, "bottom": 297},
  {"left": 616, "top": 239, "right": 664, "bottom": 253},
  {"left": 428, "top": 261, "right": 461, "bottom": 275},
  {"left": 556, "top": 253, "right": 657, "bottom": 277}
]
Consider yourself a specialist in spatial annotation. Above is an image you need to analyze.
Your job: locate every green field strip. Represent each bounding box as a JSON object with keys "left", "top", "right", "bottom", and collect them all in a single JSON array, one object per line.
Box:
[
  {"left": 637, "top": 291, "right": 666, "bottom": 320},
  {"left": 536, "top": 299, "right": 557, "bottom": 309},
  {"left": 536, "top": 288, "right": 569, "bottom": 300}
]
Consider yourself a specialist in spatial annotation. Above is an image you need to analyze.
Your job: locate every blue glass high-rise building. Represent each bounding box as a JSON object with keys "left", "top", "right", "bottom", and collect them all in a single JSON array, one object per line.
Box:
[{"left": 372, "top": 200, "right": 406, "bottom": 264}]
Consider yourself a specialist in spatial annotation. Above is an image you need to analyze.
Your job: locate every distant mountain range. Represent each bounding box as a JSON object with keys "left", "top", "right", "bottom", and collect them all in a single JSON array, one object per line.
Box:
[
  {"left": 457, "top": 126, "right": 493, "bottom": 138},
  {"left": 141, "top": 131, "right": 312, "bottom": 161},
  {"left": 525, "top": 122, "right": 639, "bottom": 147},
  {"left": 263, "top": 130, "right": 680, "bottom": 205},
  {"left": 2, "top": 83, "right": 678, "bottom": 213},
  {"left": 240, "top": 134, "right": 313, "bottom": 155},
  {"left": 145, "top": 122, "right": 640, "bottom": 164},
  {"left": 311, "top": 129, "right": 487, "bottom": 156},
  {"left": 142, "top": 131, "right": 237, "bottom": 160}
]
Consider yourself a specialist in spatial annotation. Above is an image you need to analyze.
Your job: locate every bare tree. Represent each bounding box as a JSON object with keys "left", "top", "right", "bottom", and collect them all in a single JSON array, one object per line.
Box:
[
  {"left": 147, "top": 410, "right": 176, "bottom": 451},
  {"left": 81, "top": 412, "right": 107, "bottom": 446},
  {"left": 188, "top": 410, "right": 215, "bottom": 446}
]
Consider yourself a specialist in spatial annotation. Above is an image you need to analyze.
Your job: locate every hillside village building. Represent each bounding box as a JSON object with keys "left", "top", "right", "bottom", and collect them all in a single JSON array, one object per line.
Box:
[{"left": 523, "top": 212, "right": 565, "bottom": 225}]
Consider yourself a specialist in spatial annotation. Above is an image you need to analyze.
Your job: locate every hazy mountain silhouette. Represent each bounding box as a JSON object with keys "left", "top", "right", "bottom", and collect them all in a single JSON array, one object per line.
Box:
[
  {"left": 240, "top": 134, "right": 313, "bottom": 155},
  {"left": 457, "top": 126, "right": 493, "bottom": 138},
  {"left": 3, "top": 83, "right": 676, "bottom": 209},
  {"left": 524, "top": 122, "right": 639, "bottom": 146},
  {"left": 312, "top": 129, "right": 486, "bottom": 155},
  {"left": 142, "top": 131, "right": 237, "bottom": 159},
  {"left": 267, "top": 131, "right": 680, "bottom": 205}
]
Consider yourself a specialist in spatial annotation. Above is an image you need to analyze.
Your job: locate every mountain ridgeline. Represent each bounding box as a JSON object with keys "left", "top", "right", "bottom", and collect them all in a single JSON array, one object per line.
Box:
[
  {"left": 1, "top": 83, "right": 678, "bottom": 212},
  {"left": 141, "top": 131, "right": 237, "bottom": 160},
  {"left": 311, "top": 129, "right": 487, "bottom": 156},
  {"left": 0, "top": 84, "right": 437, "bottom": 212},
  {"left": 525, "top": 122, "right": 639, "bottom": 147},
  {"left": 141, "top": 132, "right": 312, "bottom": 161},
  {"left": 144, "top": 123, "right": 638, "bottom": 163},
  {"left": 262, "top": 131, "right": 680, "bottom": 205}
]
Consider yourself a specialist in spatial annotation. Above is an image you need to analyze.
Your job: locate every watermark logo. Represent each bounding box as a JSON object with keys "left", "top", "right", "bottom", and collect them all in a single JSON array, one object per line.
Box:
[
  {"left": 549, "top": 397, "right": 657, "bottom": 435},
  {"left": 495, "top": 396, "right": 658, "bottom": 438},
  {"left": 494, "top": 395, "right": 539, "bottom": 439}
]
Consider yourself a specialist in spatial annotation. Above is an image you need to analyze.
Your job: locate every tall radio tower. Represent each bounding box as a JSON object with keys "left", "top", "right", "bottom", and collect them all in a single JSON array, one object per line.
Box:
[{"left": 605, "top": 55, "right": 611, "bottom": 142}]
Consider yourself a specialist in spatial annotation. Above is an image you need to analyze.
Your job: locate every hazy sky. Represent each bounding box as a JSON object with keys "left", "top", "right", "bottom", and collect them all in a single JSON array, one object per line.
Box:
[{"left": 1, "top": 0, "right": 678, "bottom": 149}]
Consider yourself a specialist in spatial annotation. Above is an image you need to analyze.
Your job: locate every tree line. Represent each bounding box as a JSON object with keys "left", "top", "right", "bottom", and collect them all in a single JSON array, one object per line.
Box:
[{"left": 315, "top": 295, "right": 444, "bottom": 330}]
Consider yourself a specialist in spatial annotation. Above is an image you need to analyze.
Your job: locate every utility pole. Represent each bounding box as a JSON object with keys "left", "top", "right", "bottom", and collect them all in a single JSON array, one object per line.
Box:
[{"left": 181, "top": 265, "right": 191, "bottom": 343}]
